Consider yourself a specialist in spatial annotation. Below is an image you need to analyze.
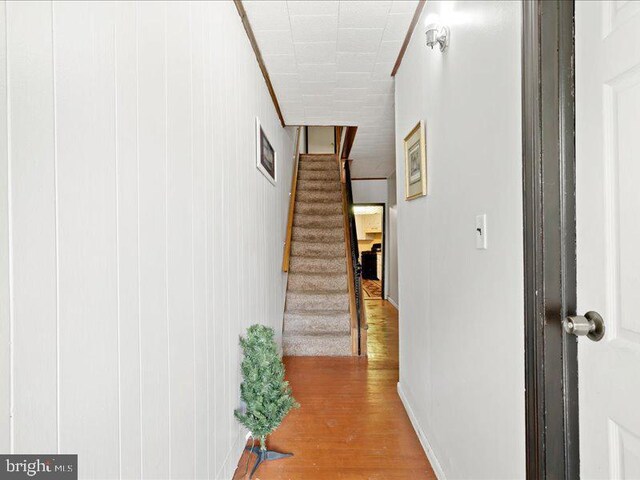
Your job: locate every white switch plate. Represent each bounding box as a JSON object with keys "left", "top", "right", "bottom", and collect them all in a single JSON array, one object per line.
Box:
[{"left": 476, "top": 214, "right": 487, "bottom": 249}]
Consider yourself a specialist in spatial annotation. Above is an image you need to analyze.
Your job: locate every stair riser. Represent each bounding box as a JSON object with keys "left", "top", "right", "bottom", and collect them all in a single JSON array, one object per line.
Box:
[
  {"left": 288, "top": 273, "right": 348, "bottom": 292},
  {"left": 296, "top": 190, "right": 342, "bottom": 203},
  {"left": 289, "top": 257, "right": 346, "bottom": 274},
  {"left": 299, "top": 162, "right": 338, "bottom": 172},
  {"left": 293, "top": 214, "right": 343, "bottom": 228},
  {"left": 284, "top": 313, "right": 351, "bottom": 333},
  {"left": 291, "top": 242, "right": 344, "bottom": 257},
  {"left": 300, "top": 154, "right": 335, "bottom": 161},
  {"left": 292, "top": 227, "right": 343, "bottom": 242},
  {"left": 297, "top": 180, "right": 341, "bottom": 192},
  {"left": 283, "top": 334, "right": 351, "bottom": 356},
  {"left": 298, "top": 170, "right": 340, "bottom": 181},
  {"left": 295, "top": 202, "right": 342, "bottom": 215},
  {"left": 286, "top": 292, "right": 350, "bottom": 312}
]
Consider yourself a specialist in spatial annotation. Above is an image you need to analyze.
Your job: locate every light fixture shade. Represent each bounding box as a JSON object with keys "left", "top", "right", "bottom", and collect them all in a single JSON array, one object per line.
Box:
[{"left": 425, "top": 25, "right": 449, "bottom": 52}]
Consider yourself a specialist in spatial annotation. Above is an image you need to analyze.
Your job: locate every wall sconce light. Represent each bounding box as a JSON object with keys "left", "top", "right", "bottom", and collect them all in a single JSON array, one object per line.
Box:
[{"left": 425, "top": 24, "right": 449, "bottom": 52}]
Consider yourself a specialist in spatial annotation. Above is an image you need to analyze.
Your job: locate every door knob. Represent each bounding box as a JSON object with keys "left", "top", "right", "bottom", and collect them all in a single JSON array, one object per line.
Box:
[{"left": 563, "top": 311, "right": 605, "bottom": 342}]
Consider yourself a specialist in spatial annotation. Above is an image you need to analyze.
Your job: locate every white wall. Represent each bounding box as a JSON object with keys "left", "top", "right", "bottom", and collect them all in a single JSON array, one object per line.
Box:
[
  {"left": 387, "top": 173, "right": 399, "bottom": 307},
  {"left": 394, "top": 2, "right": 524, "bottom": 478},
  {"left": 352, "top": 179, "right": 387, "bottom": 204},
  {"left": 0, "top": 2, "right": 294, "bottom": 479}
]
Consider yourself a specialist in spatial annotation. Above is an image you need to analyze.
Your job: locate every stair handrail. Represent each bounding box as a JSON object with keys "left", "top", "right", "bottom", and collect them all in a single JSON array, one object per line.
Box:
[
  {"left": 343, "top": 158, "right": 366, "bottom": 355},
  {"left": 282, "top": 126, "right": 302, "bottom": 272}
]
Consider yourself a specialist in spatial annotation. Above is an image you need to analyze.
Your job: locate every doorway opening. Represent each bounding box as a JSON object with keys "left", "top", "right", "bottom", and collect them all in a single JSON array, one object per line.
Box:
[{"left": 353, "top": 203, "right": 385, "bottom": 300}]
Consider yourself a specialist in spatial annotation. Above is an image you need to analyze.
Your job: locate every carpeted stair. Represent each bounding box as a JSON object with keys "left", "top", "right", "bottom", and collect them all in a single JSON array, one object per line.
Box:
[{"left": 283, "top": 153, "right": 352, "bottom": 356}]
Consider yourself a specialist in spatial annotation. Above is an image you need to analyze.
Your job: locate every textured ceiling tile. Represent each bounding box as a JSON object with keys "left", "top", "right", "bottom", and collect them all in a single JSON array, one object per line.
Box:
[
  {"left": 305, "top": 106, "right": 335, "bottom": 117},
  {"left": 270, "top": 73, "right": 302, "bottom": 96},
  {"left": 381, "top": 13, "right": 414, "bottom": 42},
  {"left": 297, "top": 63, "right": 338, "bottom": 75},
  {"left": 376, "top": 41, "right": 403, "bottom": 64},
  {"left": 299, "top": 70, "right": 337, "bottom": 83},
  {"left": 364, "top": 93, "right": 392, "bottom": 107},
  {"left": 302, "top": 94, "right": 334, "bottom": 106},
  {"left": 371, "top": 61, "right": 395, "bottom": 80},
  {"left": 390, "top": 0, "right": 419, "bottom": 14},
  {"left": 244, "top": 0, "right": 417, "bottom": 176},
  {"left": 263, "top": 54, "right": 298, "bottom": 74},
  {"left": 336, "top": 52, "right": 377, "bottom": 72},
  {"left": 287, "top": 0, "right": 339, "bottom": 16},
  {"left": 336, "top": 72, "right": 372, "bottom": 88},
  {"left": 334, "top": 87, "right": 368, "bottom": 102},
  {"left": 337, "top": 28, "right": 384, "bottom": 53},
  {"left": 335, "top": 99, "right": 366, "bottom": 109},
  {"left": 258, "top": 30, "right": 295, "bottom": 55},
  {"left": 300, "top": 81, "right": 337, "bottom": 95},
  {"left": 291, "top": 15, "right": 339, "bottom": 43},
  {"left": 339, "top": 1, "right": 392, "bottom": 28},
  {"left": 243, "top": 1, "right": 291, "bottom": 30},
  {"left": 369, "top": 79, "right": 394, "bottom": 94},
  {"left": 304, "top": 116, "right": 335, "bottom": 126},
  {"left": 294, "top": 42, "right": 337, "bottom": 64}
]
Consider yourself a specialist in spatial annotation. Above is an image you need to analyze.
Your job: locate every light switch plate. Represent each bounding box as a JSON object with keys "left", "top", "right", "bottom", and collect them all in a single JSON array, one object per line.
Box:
[{"left": 476, "top": 214, "right": 487, "bottom": 250}]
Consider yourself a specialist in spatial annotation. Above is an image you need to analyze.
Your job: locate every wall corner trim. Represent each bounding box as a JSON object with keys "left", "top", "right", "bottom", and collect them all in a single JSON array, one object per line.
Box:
[
  {"left": 391, "top": 0, "right": 426, "bottom": 77},
  {"left": 397, "top": 382, "right": 446, "bottom": 479},
  {"left": 234, "top": 0, "right": 286, "bottom": 127}
]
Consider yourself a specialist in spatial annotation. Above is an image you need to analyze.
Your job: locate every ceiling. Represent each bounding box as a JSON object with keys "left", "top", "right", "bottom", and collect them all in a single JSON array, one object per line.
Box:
[{"left": 242, "top": 0, "right": 419, "bottom": 178}]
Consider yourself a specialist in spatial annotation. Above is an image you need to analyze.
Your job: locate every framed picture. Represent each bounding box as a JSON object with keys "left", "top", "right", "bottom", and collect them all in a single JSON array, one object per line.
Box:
[
  {"left": 403, "top": 120, "right": 427, "bottom": 200},
  {"left": 256, "top": 117, "right": 276, "bottom": 185}
]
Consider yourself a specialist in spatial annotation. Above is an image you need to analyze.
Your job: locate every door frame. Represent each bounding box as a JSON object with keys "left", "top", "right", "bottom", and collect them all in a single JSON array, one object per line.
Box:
[
  {"left": 522, "top": 1, "right": 579, "bottom": 478},
  {"left": 353, "top": 202, "right": 386, "bottom": 300}
]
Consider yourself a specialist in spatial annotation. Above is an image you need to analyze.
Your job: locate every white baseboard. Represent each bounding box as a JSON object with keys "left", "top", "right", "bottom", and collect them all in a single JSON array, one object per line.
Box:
[
  {"left": 397, "top": 382, "right": 446, "bottom": 480},
  {"left": 387, "top": 296, "right": 399, "bottom": 309}
]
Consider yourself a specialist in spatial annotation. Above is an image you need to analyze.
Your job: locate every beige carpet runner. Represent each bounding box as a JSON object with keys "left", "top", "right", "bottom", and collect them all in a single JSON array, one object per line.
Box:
[{"left": 283, "top": 154, "right": 352, "bottom": 356}]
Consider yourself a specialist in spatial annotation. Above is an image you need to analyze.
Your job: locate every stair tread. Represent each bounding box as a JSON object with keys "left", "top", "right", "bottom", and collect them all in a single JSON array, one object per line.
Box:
[
  {"left": 284, "top": 331, "right": 350, "bottom": 338},
  {"left": 285, "top": 309, "right": 351, "bottom": 316}
]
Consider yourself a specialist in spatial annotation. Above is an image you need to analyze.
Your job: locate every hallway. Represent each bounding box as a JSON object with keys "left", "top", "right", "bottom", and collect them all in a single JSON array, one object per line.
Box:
[{"left": 233, "top": 301, "right": 435, "bottom": 479}]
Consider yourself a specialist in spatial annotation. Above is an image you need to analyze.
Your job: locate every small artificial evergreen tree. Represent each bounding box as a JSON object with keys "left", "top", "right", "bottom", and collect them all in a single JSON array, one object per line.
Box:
[{"left": 234, "top": 324, "right": 299, "bottom": 451}]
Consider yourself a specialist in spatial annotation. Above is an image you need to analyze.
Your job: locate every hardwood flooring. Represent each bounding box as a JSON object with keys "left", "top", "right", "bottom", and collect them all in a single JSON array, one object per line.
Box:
[
  {"left": 362, "top": 279, "right": 383, "bottom": 299},
  {"left": 233, "top": 300, "right": 436, "bottom": 479}
]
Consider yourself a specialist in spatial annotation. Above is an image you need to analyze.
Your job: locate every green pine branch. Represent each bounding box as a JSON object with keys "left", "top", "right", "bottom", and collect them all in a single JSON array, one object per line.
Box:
[{"left": 234, "top": 324, "right": 299, "bottom": 450}]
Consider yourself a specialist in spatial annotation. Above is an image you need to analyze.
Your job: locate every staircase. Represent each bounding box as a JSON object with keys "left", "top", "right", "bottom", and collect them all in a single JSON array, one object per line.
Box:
[{"left": 283, "top": 153, "right": 352, "bottom": 356}]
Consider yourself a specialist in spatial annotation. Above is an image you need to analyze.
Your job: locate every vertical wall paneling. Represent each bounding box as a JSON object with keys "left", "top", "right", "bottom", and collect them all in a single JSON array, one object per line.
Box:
[
  {"left": 189, "top": 2, "right": 208, "bottom": 477},
  {"left": 209, "top": 3, "right": 226, "bottom": 475},
  {"left": 6, "top": 1, "right": 58, "bottom": 452},
  {"left": 224, "top": 0, "right": 239, "bottom": 459},
  {"left": 0, "top": 0, "right": 10, "bottom": 453},
  {"left": 137, "top": 2, "right": 171, "bottom": 477},
  {"left": 53, "top": 2, "right": 120, "bottom": 475},
  {"left": 2, "top": 1, "right": 295, "bottom": 476},
  {"left": 165, "top": 2, "right": 196, "bottom": 478},
  {"left": 115, "top": 1, "right": 142, "bottom": 477}
]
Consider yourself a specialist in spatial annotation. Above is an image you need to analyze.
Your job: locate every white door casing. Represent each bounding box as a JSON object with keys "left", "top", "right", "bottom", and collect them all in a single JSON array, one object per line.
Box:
[{"left": 576, "top": 1, "right": 640, "bottom": 478}]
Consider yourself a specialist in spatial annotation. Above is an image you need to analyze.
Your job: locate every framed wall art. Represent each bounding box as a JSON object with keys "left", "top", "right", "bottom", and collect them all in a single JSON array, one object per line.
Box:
[
  {"left": 403, "top": 120, "right": 427, "bottom": 200},
  {"left": 256, "top": 117, "right": 276, "bottom": 185}
]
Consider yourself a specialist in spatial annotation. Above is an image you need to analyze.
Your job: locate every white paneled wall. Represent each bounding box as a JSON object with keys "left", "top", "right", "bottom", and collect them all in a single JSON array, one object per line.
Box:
[{"left": 0, "top": 1, "right": 294, "bottom": 479}]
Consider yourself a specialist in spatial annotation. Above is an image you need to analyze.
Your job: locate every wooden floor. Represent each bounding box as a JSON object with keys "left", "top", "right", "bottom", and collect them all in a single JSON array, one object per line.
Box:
[{"left": 233, "top": 300, "right": 436, "bottom": 479}]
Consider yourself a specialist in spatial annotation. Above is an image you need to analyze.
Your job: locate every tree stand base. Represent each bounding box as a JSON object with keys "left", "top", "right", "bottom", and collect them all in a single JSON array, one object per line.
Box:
[{"left": 245, "top": 446, "right": 293, "bottom": 479}]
